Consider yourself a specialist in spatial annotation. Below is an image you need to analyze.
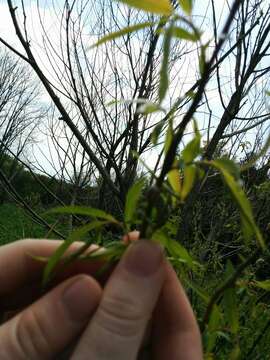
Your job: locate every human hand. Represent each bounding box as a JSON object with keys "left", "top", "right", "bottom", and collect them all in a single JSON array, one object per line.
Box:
[
  {"left": 0, "top": 238, "right": 202, "bottom": 359},
  {"left": 0, "top": 239, "right": 103, "bottom": 359}
]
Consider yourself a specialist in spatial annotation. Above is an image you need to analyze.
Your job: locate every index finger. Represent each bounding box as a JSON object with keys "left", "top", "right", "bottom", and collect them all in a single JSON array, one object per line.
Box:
[{"left": 0, "top": 239, "right": 101, "bottom": 296}]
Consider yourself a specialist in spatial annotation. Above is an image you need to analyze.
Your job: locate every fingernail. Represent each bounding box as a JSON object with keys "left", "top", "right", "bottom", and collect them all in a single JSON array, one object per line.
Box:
[
  {"left": 62, "top": 276, "right": 100, "bottom": 322},
  {"left": 124, "top": 240, "right": 163, "bottom": 277}
]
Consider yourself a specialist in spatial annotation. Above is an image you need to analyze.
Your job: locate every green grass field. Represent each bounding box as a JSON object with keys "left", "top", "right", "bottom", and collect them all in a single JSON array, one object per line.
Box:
[
  {"left": 0, "top": 203, "right": 46, "bottom": 245},
  {"left": 0, "top": 203, "right": 68, "bottom": 246}
]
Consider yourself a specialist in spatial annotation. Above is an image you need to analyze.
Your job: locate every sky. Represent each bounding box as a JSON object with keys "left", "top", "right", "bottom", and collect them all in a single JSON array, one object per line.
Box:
[{"left": 0, "top": 0, "right": 269, "bottom": 179}]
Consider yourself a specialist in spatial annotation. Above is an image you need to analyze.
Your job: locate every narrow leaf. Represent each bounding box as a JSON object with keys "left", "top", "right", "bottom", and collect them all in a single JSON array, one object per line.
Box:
[
  {"left": 42, "top": 220, "right": 108, "bottom": 286},
  {"left": 92, "top": 21, "right": 153, "bottom": 47},
  {"left": 182, "top": 121, "right": 201, "bottom": 163},
  {"left": 254, "top": 279, "right": 270, "bottom": 291},
  {"left": 47, "top": 205, "right": 118, "bottom": 223},
  {"left": 166, "top": 238, "right": 195, "bottom": 269},
  {"left": 178, "top": 0, "right": 193, "bottom": 15},
  {"left": 164, "top": 121, "right": 173, "bottom": 154},
  {"left": 223, "top": 262, "right": 238, "bottom": 335},
  {"left": 124, "top": 179, "right": 145, "bottom": 225},
  {"left": 172, "top": 26, "right": 199, "bottom": 41},
  {"left": 81, "top": 241, "right": 126, "bottom": 261},
  {"left": 168, "top": 161, "right": 181, "bottom": 196},
  {"left": 229, "top": 345, "right": 241, "bottom": 360},
  {"left": 224, "top": 286, "right": 238, "bottom": 334},
  {"left": 207, "top": 304, "right": 222, "bottom": 352},
  {"left": 181, "top": 164, "right": 196, "bottom": 201},
  {"left": 214, "top": 158, "right": 240, "bottom": 180},
  {"left": 119, "top": 0, "right": 173, "bottom": 16},
  {"left": 209, "top": 160, "right": 265, "bottom": 249},
  {"left": 159, "top": 25, "right": 173, "bottom": 102},
  {"left": 152, "top": 229, "right": 198, "bottom": 270},
  {"left": 138, "top": 101, "right": 162, "bottom": 114},
  {"left": 184, "top": 278, "right": 210, "bottom": 302},
  {"left": 151, "top": 229, "right": 169, "bottom": 247},
  {"left": 199, "top": 43, "right": 207, "bottom": 76},
  {"left": 151, "top": 122, "right": 164, "bottom": 145}
]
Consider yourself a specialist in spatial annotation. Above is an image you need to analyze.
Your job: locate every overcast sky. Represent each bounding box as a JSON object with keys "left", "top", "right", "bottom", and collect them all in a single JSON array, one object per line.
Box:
[{"left": 0, "top": 1, "right": 268, "bottom": 178}]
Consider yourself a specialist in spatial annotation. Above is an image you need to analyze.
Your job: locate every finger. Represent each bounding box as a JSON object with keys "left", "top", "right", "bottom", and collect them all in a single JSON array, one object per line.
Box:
[
  {"left": 1, "top": 282, "right": 42, "bottom": 314},
  {"left": 72, "top": 240, "right": 165, "bottom": 360},
  {"left": 0, "top": 239, "right": 101, "bottom": 296},
  {"left": 0, "top": 275, "right": 102, "bottom": 359},
  {"left": 152, "top": 262, "right": 203, "bottom": 360},
  {"left": 122, "top": 231, "right": 140, "bottom": 244}
]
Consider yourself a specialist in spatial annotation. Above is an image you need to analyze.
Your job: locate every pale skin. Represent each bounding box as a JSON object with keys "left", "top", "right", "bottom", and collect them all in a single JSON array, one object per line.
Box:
[{"left": 0, "top": 232, "right": 203, "bottom": 359}]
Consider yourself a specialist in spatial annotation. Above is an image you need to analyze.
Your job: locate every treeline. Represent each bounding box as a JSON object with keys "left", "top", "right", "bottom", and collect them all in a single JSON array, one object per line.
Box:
[
  {"left": 1, "top": 152, "right": 269, "bottom": 254},
  {"left": 0, "top": 153, "right": 98, "bottom": 208}
]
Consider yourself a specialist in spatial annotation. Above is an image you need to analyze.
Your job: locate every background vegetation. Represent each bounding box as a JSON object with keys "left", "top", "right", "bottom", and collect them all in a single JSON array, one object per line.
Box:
[{"left": 0, "top": 0, "right": 269, "bottom": 358}]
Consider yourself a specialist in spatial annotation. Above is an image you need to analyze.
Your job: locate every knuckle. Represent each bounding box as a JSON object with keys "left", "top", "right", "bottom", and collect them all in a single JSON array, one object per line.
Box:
[
  {"left": 13, "top": 309, "right": 51, "bottom": 359},
  {"left": 96, "top": 293, "right": 145, "bottom": 337}
]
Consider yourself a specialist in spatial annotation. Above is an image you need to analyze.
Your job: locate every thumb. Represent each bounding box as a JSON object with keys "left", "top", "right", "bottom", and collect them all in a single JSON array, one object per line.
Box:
[
  {"left": 0, "top": 275, "right": 101, "bottom": 359},
  {"left": 72, "top": 240, "right": 165, "bottom": 360}
]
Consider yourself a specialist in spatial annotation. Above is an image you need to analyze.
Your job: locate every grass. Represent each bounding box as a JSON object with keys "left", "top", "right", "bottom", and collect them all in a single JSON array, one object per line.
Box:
[{"left": 0, "top": 203, "right": 69, "bottom": 246}]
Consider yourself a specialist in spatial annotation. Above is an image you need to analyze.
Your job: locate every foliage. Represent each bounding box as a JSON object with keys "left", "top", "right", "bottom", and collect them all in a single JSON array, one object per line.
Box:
[
  {"left": 0, "top": 203, "right": 68, "bottom": 245},
  {"left": 0, "top": 0, "right": 270, "bottom": 357},
  {"left": 31, "top": 1, "right": 269, "bottom": 356}
]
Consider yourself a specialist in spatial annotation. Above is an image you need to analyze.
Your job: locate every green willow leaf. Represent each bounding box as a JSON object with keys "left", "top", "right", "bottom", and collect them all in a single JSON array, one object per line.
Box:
[
  {"left": 119, "top": 0, "right": 173, "bottom": 16},
  {"left": 152, "top": 229, "right": 198, "bottom": 270},
  {"left": 199, "top": 43, "right": 208, "bottom": 76},
  {"left": 164, "top": 120, "right": 173, "bottom": 154},
  {"left": 208, "top": 160, "right": 265, "bottom": 249},
  {"left": 223, "top": 262, "right": 238, "bottom": 335},
  {"left": 207, "top": 304, "right": 222, "bottom": 352},
  {"left": 47, "top": 205, "right": 118, "bottom": 223},
  {"left": 214, "top": 158, "right": 240, "bottom": 180},
  {"left": 138, "top": 101, "right": 163, "bottom": 114},
  {"left": 94, "top": 245, "right": 127, "bottom": 278},
  {"left": 151, "top": 229, "right": 169, "bottom": 247},
  {"left": 83, "top": 242, "right": 127, "bottom": 262},
  {"left": 184, "top": 277, "right": 210, "bottom": 303},
  {"left": 132, "top": 151, "right": 159, "bottom": 180},
  {"left": 168, "top": 166, "right": 181, "bottom": 196},
  {"left": 91, "top": 21, "right": 154, "bottom": 48},
  {"left": 224, "top": 287, "right": 238, "bottom": 334},
  {"left": 159, "top": 24, "right": 173, "bottom": 102},
  {"left": 27, "top": 254, "right": 49, "bottom": 263},
  {"left": 254, "top": 279, "right": 270, "bottom": 291},
  {"left": 42, "top": 220, "right": 108, "bottom": 286},
  {"left": 166, "top": 238, "right": 195, "bottom": 269},
  {"left": 178, "top": 0, "right": 193, "bottom": 15},
  {"left": 241, "top": 214, "right": 253, "bottom": 242},
  {"left": 230, "top": 345, "right": 241, "bottom": 360},
  {"left": 151, "top": 122, "right": 164, "bottom": 145},
  {"left": 182, "top": 121, "right": 201, "bottom": 163},
  {"left": 181, "top": 164, "right": 196, "bottom": 201},
  {"left": 172, "top": 26, "right": 199, "bottom": 41},
  {"left": 124, "top": 179, "right": 145, "bottom": 226}
]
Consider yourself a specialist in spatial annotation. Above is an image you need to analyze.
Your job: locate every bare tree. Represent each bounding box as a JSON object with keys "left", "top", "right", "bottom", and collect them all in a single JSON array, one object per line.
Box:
[
  {"left": 0, "top": 0, "right": 193, "bottom": 212},
  {"left": 0, "top": 49, "right": 43, "bottom": 163},
  {"left": 0, "top": 48, "right": 45, "bottom": 202},
  {"left": 0, "top": 0, "right": 269, "bottom": 217},
  {"left": 177, "top": 0, "right": 270, "bottom": 245},
  {"left": 203, "top": 0, "right": 270, "bottom": 160}
]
